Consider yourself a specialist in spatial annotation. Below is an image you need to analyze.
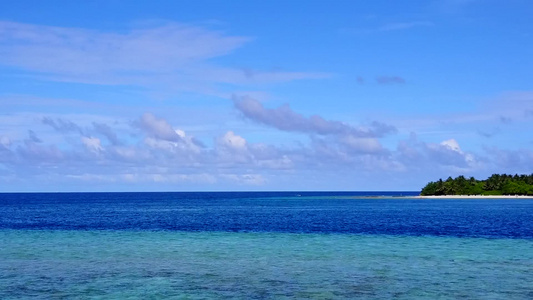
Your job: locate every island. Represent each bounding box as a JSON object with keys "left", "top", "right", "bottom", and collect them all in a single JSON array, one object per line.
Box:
[{"left": 420, "top": 174, "right": 533, "bottom": 196}]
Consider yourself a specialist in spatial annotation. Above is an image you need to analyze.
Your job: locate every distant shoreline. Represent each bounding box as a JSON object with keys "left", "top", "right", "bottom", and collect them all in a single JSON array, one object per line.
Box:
[
  {"left": 351, "top": 195, "right": 533, "bottom": 199},
  {"left": 414, "top": 195, "right": 533, "bottom": 199}
]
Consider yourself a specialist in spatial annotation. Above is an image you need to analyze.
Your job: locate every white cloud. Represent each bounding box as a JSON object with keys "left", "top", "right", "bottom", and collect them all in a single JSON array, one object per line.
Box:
[
  {"left": 81, "top": 136, "right": 103, "bottom": 154},
  {"left": 111, "top": 146, "right": 148, "bottom": 161},
  {"left": 93, "top": 122, "right": 121, "bottom": 145},
  {"left": 16, "top": 141, "right": 64, "bottom": 162},
  {"left": 435, "top": 139, "right": 476, "bottom": 166},
  {"left": 0, "top": 21, "right": 326, "bottom": 94},
  {"left": 0, "top": 108, "right": 527, "bottom": 191},
  {"left": 220, "top": 173, "right": 266, "bottom": 185},
  {"left": 137, "top": 113, "right": 204, "bottom": 159},
  {"left": 66, "top": 173, "right": 116, "bottom": 183},
  {"left": 215, "top": 131, "right": 253, "bottom": 165},
  {"left": 440, "top": 139, "right": 461, "bottom": 152},
  {"left": 0, "top": 136, "right": 14, "bottom": 163},
  {"left": 484, "top": 147, "right": 533, "bottom": 171},
  {"left": 0, "top": 136, "right": 11, "bottom": 148},
  {"left": 395, "top": 135, "right": 480, "bottom": 173},
  {"left": 0, "top": 21, "right": 247, "bottom": 74},
  {"left": 217, "top": 131, "right": 247, "bottom": 150},
  {"left": 339, "top": 136, "right": 384, "bottom": 154},
  {"left": 137, "top": 113, "right": 182, "bottom": 142},
  {"left": 233, "top": 95, "right": 397, "bottom": 138}
]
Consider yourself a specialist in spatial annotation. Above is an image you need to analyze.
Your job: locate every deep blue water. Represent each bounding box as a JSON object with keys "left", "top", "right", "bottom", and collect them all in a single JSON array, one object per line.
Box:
[
  {"left": 1, "top": 191, "right": 532, "bottom": 239},
  {"left": 2, "top": 192, "right": 533, "bottom": 299}
]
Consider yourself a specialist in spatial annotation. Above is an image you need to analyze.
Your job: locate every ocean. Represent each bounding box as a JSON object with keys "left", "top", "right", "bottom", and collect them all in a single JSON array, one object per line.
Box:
[{"left": 1, "top": 192, "right": 532, "bottom": 299}]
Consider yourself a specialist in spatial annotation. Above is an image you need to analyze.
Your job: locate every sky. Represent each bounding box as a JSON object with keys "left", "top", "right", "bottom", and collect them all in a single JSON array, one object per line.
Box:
[{"left": 0, "top": 0, "right": 532, "bottom": 192}]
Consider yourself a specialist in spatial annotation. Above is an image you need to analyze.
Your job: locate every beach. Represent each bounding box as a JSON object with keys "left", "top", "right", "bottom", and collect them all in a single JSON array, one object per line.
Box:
[{"left": 415, "top": 195, "right": 533, "bottom": 199}]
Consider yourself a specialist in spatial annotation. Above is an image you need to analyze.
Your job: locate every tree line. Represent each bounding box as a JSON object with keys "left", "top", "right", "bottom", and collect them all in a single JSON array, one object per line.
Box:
[{"left": 420, "top": 174, "right": 533, "bottom": 196}]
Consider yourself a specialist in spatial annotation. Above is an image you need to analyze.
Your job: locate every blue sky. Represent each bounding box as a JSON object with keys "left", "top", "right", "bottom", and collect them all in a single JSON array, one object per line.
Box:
[{"left": 1, "top": 0, "right": 532, "bottom": 192}]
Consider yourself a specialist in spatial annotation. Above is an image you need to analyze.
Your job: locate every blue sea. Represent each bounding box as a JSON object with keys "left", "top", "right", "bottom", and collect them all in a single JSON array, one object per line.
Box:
[{"left": 1, "top": 192, "right": 532, "bottom": 299}]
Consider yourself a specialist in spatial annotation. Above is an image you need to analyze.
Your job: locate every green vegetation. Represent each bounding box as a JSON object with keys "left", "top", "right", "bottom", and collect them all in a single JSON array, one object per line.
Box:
[{"left": 420, "top": 174, "right": 533, "bottom": 196}]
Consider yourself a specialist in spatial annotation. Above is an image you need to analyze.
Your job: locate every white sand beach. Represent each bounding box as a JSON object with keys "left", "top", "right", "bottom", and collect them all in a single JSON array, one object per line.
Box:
[{"left": 414, "top": 195, "right": 533, "bottom": 199}]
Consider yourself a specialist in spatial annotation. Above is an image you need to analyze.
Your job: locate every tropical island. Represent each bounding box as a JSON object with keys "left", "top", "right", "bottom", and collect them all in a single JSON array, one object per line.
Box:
[{"left": 420, "top": 174, "right": 533, "bottom": 196}]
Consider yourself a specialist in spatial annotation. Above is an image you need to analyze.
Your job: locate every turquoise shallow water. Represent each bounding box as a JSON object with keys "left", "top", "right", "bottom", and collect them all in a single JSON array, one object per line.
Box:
[{"left": 1, "top": 230, "right": 532, "bottom": 299}]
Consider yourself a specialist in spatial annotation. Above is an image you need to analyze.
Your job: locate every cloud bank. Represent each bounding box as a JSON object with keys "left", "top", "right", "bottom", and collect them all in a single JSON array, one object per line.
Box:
[{"left": 1, "top": 109, "right": 531, "bottom": 191}]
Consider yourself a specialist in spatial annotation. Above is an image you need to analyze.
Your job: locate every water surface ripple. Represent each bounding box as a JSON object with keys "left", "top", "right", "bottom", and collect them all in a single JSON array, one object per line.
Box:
[
  {"left": 1, "top": 192, "right": 532, "bottom": 299},
  {"left": 1, "top": 192, "right": 532, "bottom": 238}
]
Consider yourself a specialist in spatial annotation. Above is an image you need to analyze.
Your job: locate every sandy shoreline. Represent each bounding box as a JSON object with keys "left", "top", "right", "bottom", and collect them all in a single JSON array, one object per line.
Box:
[
  {"left": 413, "top": 195, "right": 533, "bottom": 199},
  {"left": 354, "top": 195, "right": 533, "bottom": 199}
]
